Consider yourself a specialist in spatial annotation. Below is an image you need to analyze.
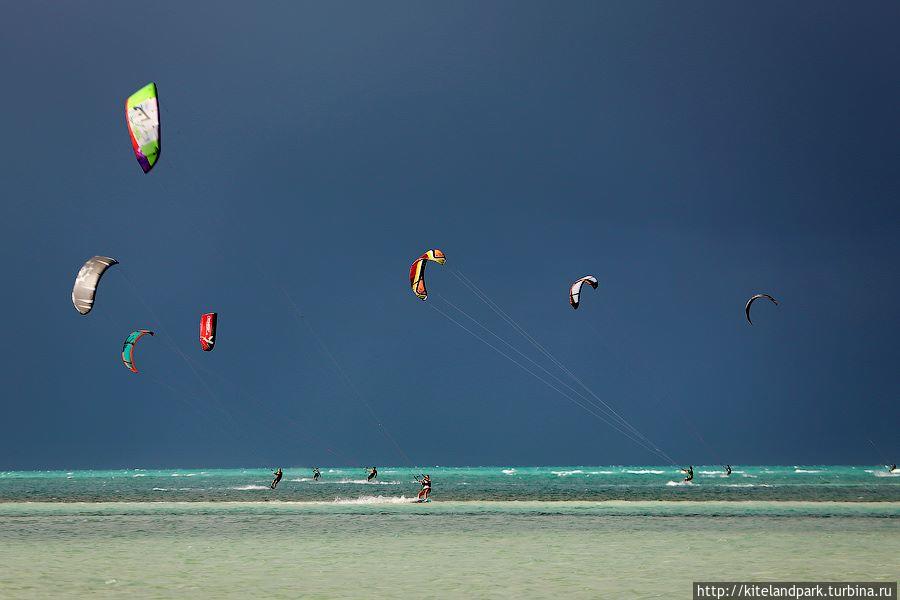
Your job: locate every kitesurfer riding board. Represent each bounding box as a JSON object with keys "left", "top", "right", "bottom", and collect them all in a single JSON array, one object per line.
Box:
[
  {"left": 416, "top": 474, "right": 432, "bottom": 502},
  {"left": 270, "top": 468, "right": 283, "bottom": 489}
]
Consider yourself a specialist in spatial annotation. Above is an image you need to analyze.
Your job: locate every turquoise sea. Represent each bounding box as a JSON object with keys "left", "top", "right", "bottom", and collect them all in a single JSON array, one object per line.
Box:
[
  {"left": 1, "top": 465, "right": 898, "bottom": 502},
  {"left": 1, "top": 466, "right": 897, "bottom": 598}
]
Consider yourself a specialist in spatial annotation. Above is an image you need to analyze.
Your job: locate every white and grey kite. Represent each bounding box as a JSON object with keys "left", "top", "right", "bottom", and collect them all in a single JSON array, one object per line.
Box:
[
  {"left": 569, "top": 276, "right": 598, "bottom": 310},
  {"left": 72, "top": 256, "right": 118, "bottom": 315}
]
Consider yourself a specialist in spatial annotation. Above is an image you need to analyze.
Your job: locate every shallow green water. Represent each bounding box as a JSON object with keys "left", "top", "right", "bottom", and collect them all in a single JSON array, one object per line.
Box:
[{"left": 0, "top": 501, "right": 897, "bottom": 599}]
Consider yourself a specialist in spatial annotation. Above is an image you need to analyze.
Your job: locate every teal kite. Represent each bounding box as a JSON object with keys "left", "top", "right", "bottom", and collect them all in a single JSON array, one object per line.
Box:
[{"left": 122, "top": 330, "right": 154, "bottom": 373}]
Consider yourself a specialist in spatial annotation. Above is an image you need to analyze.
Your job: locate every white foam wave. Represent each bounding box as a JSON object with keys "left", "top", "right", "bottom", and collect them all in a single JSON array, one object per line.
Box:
[
  {"left": 552, "top": 469, "right": 617, "bottom": 477},
  {"left": 231, "top": 485, "right": 270, "bottom": 491},
  {"left": 874, "top": 471, "right": 900, "bottom": 478},
  {"left": 502, "top": 469, "right": 516, "bottom": 475},
  {"left": 699, "top": 471, "right": 729, "bottom": 478},
  {"left": 627, "top": 469, "right": 665, "bottom": 475},
  {"left": 723, "top": 483, "right": 773, "bottom": 488},
  {"left": 794, "top": 469, "right": 821, "bottom": 474},
  {"left": 288, "top": 478, "right": 400, "bottom": 485},
  {"left": 666, "top": 480, "right": 693, "bottom": 486},
  {"left": 132, "top": 474, "right": 146, "bottom": 477},
  {"left": 332, "top": 495, "right": 413, "bottom": 505}
]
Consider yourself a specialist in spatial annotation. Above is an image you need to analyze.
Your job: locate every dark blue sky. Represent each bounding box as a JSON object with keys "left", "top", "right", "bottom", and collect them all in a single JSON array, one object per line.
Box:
[{"left": 1, "top": 2, "right": 897, "bottom": 469}]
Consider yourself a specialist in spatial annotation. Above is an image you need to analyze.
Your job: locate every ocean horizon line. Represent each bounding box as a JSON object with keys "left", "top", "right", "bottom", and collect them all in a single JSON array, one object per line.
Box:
[{"left": 2, "top": 463, "right": 893, "bottom": 472}]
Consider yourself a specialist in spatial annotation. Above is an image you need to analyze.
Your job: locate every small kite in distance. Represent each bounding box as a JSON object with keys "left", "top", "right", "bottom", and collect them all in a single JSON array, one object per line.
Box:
[
  {"left": 569, "top": 276, "right": 598, "bottom": 310},
  {"left": 125, "top": 83, "right": 160, "bottom": 173},
  {"left": 409, "top": 249, "right": 446, "bottom": 300},
  {"left": 745, "top": 293, "right": 778, "bottom": 325},
  {"left": 122, "top": 330, "right": 154, "bottom": 373},
  {"left": 199, "top": 312, "right": 217, "bottom": 351},
  {"left": 72, "top": 256, "right": 118, "bottom": 315}
]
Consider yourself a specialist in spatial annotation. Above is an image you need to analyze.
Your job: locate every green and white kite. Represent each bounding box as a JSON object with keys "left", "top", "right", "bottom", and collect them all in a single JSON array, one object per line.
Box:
[{"left": 125, "top": 83, "right": 160, "bottom": 173}]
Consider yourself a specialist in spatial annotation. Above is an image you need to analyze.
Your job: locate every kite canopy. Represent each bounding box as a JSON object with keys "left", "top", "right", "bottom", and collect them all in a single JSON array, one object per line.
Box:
[
  {"left": 745, "top": 293, "right": 778, "bottom": 325},
  {"left": 125, "top": 83, "right": 160, "bottom": 173},
  {"left": 569, "top": 275, "right": 598, "bottom": 310},
  {"left": 409, "top": 249, "right": 446, "bottom": 300},
  {"left": 199, "top": 312, "right": 217, "bottom": 351},
  {"left": 122, "top": 330, "right": 154, "bottom": 373},
  {"left": 72, "top": 256, "right": 118, "bottom": 315}
]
